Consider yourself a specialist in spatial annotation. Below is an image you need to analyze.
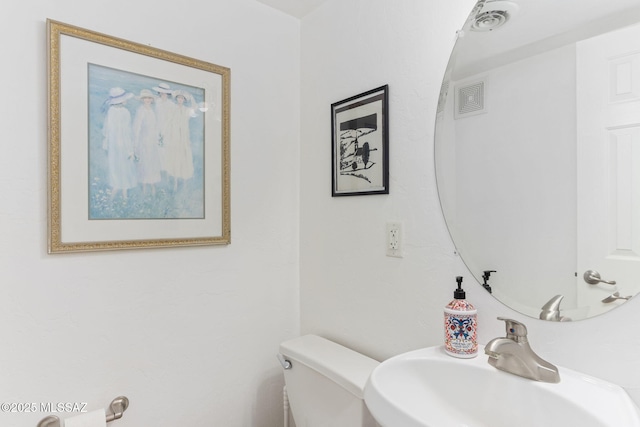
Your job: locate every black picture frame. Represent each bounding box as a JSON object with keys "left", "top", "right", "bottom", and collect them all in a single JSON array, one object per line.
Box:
[{"left": 331, "top": 85, "right": 389, "bottom": 197}]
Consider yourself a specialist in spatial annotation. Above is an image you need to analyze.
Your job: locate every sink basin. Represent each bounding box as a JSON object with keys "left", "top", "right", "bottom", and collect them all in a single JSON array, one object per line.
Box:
[{"left": 364, "top": 345, "right": 640, "bottom": 427}]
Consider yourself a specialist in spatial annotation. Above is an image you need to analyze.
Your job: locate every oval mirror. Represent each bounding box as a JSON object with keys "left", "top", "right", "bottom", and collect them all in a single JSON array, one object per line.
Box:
[{"left": 435, "top": 0, "right": 640, "bottom": 321}]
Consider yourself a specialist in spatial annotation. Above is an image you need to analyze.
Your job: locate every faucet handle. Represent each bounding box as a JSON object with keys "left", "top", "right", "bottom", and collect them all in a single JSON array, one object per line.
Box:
[{"left": 497, "top": 317, "right": 528, "bottom": 342}]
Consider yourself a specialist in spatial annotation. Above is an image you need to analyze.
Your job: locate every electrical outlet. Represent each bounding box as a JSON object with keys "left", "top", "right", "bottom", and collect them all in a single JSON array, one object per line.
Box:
[{"left": 386, "top": 222, "right": 403, "bottom": 258}]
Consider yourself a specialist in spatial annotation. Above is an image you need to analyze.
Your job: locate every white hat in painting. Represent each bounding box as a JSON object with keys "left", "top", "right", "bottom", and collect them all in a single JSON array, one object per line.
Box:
[
  {"left": 137, "top": 89, "right": 156, "bottom": 100},
  {"left": 172, "top": 89, "right": 190, "bottom": 100},
  {"left": 153, "top": 82, "right": 172, "bottom": 94},
  {"left": 107, "top": 87, "right": 134, "bottom": 105}
]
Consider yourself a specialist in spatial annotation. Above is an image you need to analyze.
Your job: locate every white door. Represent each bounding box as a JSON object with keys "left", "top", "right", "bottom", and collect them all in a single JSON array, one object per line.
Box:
[{"left": 576, "top": 23, "right": 640, "bottom": 316}]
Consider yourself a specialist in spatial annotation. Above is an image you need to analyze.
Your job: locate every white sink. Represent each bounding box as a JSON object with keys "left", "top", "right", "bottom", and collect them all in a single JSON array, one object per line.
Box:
[{"left": 364, "top": 345, "right": 640, "bottom": 427}]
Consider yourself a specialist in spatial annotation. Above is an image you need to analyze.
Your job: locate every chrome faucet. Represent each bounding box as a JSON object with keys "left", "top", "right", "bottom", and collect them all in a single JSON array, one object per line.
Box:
[{"left": 485, "top": 317, "right": 560, "bottom": 383}]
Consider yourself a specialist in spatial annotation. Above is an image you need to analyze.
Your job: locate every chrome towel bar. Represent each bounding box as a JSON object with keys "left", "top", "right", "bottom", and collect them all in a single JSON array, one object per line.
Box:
[{"left": 37, "top": 396, "right": 129, "bottom": 427}]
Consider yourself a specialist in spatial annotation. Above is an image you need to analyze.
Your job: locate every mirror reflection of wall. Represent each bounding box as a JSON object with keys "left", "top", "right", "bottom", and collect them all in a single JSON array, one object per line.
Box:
[
  {"left": 435, "top": 0, "right": 640, "bottom": 321},
  {"left": 440, "top": 43, "right": 577, "bottom": 318}
]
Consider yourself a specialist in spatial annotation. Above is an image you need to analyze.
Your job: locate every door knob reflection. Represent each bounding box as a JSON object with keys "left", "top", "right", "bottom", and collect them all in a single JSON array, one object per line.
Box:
[{"left": 583, "top": 270, "right": 616, "bottom": 285}]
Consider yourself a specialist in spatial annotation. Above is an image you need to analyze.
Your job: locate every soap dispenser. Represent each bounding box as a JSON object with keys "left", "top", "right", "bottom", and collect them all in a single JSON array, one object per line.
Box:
[{"left": 444, "top": 276, "right": 478, "bottom": 358}]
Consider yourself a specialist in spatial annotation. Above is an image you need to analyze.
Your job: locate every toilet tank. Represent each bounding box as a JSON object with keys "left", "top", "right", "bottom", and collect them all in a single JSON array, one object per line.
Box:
[{"left": 279, "top": 335, "right": 380, "bottom": 427}]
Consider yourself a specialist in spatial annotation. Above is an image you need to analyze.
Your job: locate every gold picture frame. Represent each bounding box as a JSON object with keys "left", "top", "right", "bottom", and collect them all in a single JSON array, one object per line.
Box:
[{"left": 47, "top": 19, "right": 230, "bottom": 253}]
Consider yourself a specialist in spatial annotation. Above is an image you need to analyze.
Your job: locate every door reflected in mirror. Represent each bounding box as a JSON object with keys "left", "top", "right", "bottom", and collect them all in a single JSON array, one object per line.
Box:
[{"left": 435, "top": 0, "right": 640, "bottom": 320}]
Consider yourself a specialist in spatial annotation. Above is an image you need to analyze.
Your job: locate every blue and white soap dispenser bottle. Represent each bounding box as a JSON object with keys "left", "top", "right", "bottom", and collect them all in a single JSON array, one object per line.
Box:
[{"left": 444, "top": 276, "right": 478, "bottom": 358}]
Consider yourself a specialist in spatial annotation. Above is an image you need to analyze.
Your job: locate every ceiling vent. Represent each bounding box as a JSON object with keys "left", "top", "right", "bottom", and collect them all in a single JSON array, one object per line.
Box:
[{"left": 471, "top": 1, "right": 519, "bottom": 32}]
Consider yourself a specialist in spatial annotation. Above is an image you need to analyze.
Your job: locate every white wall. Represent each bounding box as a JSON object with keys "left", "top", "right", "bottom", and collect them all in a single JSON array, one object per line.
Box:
[
  {"left": 300, "top": 0, "right": 477, "bottom": 357},
  {"left": 0, "top": 1, "right": 300, "bottom": 426},
  {"left": 300, "top": 0, "right": 640, "bottom": 406}
]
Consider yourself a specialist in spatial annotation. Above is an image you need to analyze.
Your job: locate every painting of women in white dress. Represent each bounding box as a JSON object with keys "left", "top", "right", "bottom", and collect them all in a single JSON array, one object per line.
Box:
[
  {"left": 164, "top": 89, "right": 196, "bottom": 191},
  {"left": 88, "top": 64, "right": 205, "bottom": 219},
  {"left": 102, "top": 87, "right": 137, "bottom": 200},
  {"left": 133, "top": 89, "right": 162, "bottom": 196}
]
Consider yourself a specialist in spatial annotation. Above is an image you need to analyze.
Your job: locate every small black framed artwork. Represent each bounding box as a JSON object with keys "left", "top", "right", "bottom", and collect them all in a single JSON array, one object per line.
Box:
[{"left": 331, "top": 85, "right": 389, "bottom": 197}]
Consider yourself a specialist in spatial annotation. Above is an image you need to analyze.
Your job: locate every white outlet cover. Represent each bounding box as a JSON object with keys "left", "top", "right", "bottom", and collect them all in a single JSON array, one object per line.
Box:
[{"left": 386, "top": 222, "right": 403, "bottom": 258}]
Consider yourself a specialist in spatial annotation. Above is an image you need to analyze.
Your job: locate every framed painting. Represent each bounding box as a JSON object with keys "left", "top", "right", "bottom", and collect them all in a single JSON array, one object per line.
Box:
[
  {"left": 331, "top": 85, "right": 389, "bottom": 196},
  {"left": 47, "top": 19, "right": 230, "bottom": 253}
]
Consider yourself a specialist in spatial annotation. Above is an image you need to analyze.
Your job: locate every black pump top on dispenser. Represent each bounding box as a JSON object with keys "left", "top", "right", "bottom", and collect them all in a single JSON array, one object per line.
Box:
[
  {"left": 482, "top": 270, "right": 496, "bottom": 294},
  {"left": 454, "top": 276, "right": 466, "bottom": 299}
]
